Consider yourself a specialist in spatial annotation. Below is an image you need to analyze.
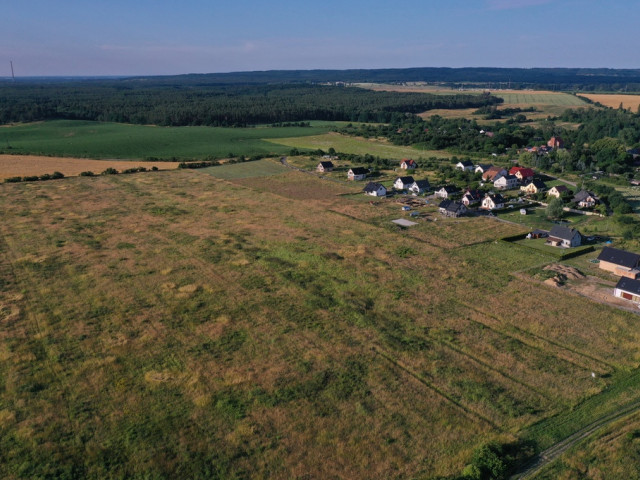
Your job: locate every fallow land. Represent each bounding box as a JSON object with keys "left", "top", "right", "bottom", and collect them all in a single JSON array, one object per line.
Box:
[{"left": 2, "top": 165, "right": 640, "bottom": 478}]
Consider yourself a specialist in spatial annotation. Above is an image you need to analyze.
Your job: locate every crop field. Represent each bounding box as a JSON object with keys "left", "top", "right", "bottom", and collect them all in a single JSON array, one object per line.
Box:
[
  {"left": 580, "top": 93, "right": 640, "bottom": 111},
  {"left": 266, "top": 132, "right": 452, "bottom": 159},
  {"left": 2, "top": 168, "right": 640, "bottom": 478},
  {"left": 0, "top": 120, "right": 335, "bottom": 160},
  {"left": 0, "top": 154, "right": 181, "bottom": 180},
  {"left": 200, "top": 159, "right": 288, "bottom": 179}
]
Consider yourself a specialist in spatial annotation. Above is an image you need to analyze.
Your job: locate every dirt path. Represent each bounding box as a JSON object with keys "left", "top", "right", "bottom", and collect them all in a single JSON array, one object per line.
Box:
[{"left": 512, "top": 399, "right": 640, "bottom": 479}]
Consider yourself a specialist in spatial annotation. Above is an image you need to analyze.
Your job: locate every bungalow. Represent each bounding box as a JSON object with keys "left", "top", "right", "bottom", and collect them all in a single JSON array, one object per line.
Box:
[
  {"left": 573, "top": 190, "right": 598, "bottom": 208},
  {"left": 548, "top": 185, "right": 569, "bottom": 198},
  {"left": 494, "top": 174, "right": 518, "bottom": 190},
  {"left": 348, "top": 167, "right": 369, "bottom": 181},
  {"left": 435, "top": 185, "right": 460, "bottom": 199},
  {"left": 481, "top": 194, "right": 505, "bottom": 210},
  {"left": 597, "top": 247, "right": 640, "bottom": 279},
  {"left": 363, "top": 182, "right": 387, "bottom": 197},
  {"left": 547, "top": 136, "right": 564, "bottom": 149},
  {"left": 317, "top": 161, "right": 334, "bottom": 173},
  {"left": 474, "top": 164, "right": 493, "bottom": 175},
  {"left": 400, "top": 159, "right": 417, "bottom": 170},
  {"left": 614, "top": 277, "right": 640, "bottom": 303},
  {"left": 409, "top": 179, "right": 430, "bottom": 195},
  {"left": 482, "top": 166, "right": 507, "bottom": 182},
  {"left": 509, "top": 167, "right": 535, "bottom": 182},
  {"left": 547, "top": 225, "right": 582, "bottom": 248},
  {"left": 521, "top": 178, "right": 547, "bottom": 195},
  {"left": 394, "top": 176, "right": 415, "bottom": 190},
  {"left": 438, "top": 200, "right": 467, "bottom": 218},
  {"left": 461, "top": 189, "right": 483, "bottom": 206},
  {"left": 456, "top": 160, "right": 474, "bottom": 172}
]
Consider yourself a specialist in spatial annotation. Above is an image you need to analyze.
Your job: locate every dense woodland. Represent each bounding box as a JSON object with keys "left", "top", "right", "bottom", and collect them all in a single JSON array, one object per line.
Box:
[{"left": 0, "top": 83, "right": 500, "bottom": 126}]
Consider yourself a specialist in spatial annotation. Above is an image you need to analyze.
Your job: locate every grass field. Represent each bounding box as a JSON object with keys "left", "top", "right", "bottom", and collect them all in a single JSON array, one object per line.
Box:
[
  {"left": 580, "top": 93, "right": 640, "bottom": 111},
  {"left": 2, "top": 168, "right": 640, "bottom": 478},
  {"left": 0, "top": 120, "right": 336, "bottom": 160},
  {"left": 266, "top": 131, "right": 452, "bottom": 159}
]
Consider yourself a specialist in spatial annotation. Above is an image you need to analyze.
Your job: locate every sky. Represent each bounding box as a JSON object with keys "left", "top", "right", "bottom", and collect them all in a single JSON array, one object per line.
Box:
[{"left": 1, "top": 0, "right": 639, "bottom": 76}]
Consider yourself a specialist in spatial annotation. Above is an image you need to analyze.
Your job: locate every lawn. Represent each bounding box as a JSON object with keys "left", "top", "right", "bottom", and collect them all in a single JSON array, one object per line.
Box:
[
  {"left": 2, "top": 167, "right": 640, "bottom": 478},
  {"left": 0, "top": 120, "right": 335, "bottom": 160}
]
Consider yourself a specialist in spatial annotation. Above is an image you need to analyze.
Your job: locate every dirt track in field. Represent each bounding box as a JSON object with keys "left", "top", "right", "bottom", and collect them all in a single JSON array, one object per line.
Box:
[{"left": 0, "top": 155, "right": 180, "bottom": 180}]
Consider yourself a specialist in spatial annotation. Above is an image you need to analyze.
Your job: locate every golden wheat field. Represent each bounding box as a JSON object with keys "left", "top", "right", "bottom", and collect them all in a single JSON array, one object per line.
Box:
[{"left": 580, "top": 93, "right": 640, "bottom": 111}]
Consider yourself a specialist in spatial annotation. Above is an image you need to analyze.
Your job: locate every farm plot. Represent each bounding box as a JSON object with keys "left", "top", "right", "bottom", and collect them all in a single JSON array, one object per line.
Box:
[
  {"left": 2, "top": 171, "right": 640, "bottom": 477},
  {"left": 580, "top": 93, "right": 640, "bottom": 111},
  {"left": 199, "top": 158, "right": 288, "bottom": 179}
]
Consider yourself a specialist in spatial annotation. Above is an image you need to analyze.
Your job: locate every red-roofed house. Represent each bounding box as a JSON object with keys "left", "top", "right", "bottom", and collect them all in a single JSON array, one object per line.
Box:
[
  {"left": 509, "top": 167, "right": 535, "bottom": 182},
  {"left": 400, "top": 159, "right": 417, "bottom": 170}
]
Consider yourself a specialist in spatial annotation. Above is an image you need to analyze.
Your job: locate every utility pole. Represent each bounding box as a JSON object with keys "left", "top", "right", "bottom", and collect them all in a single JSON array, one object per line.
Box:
[{"left": 10, "top": 61, "right": 14, "bottom": 81}]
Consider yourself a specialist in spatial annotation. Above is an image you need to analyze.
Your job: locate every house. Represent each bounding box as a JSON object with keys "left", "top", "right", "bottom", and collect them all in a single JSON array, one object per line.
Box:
[
  {"left": 435, "top": 185, "right": 460, "bottom": 199},
  {"left": 347, "top": 167, "right": 369, "bottom": 181},
  {"left": 475, "top": 164, "right": 493, "bottom": 174},
  {"left": 394, "top": 176, "right": 415, "bottom": 190},
  {"left": 547, "top": 225, "right": 582, "bottom": 248},
  {"left": 481, "top": 194, "right": 505, "bottom": 210},
  {"left": 548, "top": 185, "right": 569, "bottom": 198},
  {"left": 438, "top": 200, "right": 467, "bottom": 218},
  {"left": 509, "top": 167, "right": 535, "bottom": 182},
  {"left": 547, "top": 136, "right": 564, "bottom": 149},
  {"left": 363, "top": 182, "right": 387, "bottom": 197},
  {"left": 409, "top": 179, "right": 430, "bottom": 195},
  {"left": 456, "top": 160, "right": 474, "bottom": 172},
  {"left": 573, "top": 190, "right": 598, "bottom": 208},
  {"left": 529, "top": 229, "right": 549, "bottom": 239},
  {"left": 317, "top": 161, "right": 334, "bottom": 172},
  {"left": 482, "top": 166, "right": 507, "bottom": 182},
  {"left": 400, "top": 159, "right": 417, "bottom": 170},
  {"left": 597, "top": 247, "right": 640, "bottom": 279},
  {"left": 461, "top": 189, "right": 483, "bottom": 206},
  {"left": 494, "top": 174, "right": 518, "bottom": 190},
  {"left": 614, "top": 277, "right": 640, "bottom": 303},
  {"left": 521, "top": 178, "right": 547, "bottom": 195}
]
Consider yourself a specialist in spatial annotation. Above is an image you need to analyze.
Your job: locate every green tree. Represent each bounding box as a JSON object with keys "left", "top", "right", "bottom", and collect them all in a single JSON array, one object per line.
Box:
[{"left": 546, "top": 197, "right": 564, "bottom": 219}]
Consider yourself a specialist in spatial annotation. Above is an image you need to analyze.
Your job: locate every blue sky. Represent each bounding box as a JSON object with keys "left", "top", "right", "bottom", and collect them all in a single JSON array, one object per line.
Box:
[{"left": 2, "top": 0, "right": 638, "bottom": 76}]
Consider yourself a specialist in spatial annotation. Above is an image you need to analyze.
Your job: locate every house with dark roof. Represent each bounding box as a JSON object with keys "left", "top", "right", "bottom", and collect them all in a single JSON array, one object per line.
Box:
[
  {"left": 317, "top": 161, "right": 334, "bottom": 172},
  {"left": 363, "top": 182, "right": 387, "bottom": 197},
  {"left": 548, "top": 185, "right": 569, "bottom": 198},
  {"left": 494, "top": 174, "right": 518, "bottom": 190},
  {"left": 347, "top": 167, "right": 369, "bottom": 181},
  {"left": 409, "top": 179, "right": 430, "bottom": 195},
  {"left": 547, "top": 225, "right": 582, "bottom": 248},
  {"left": 400, "top": 159, "right": 417, "bottom": 170},
  {"left": 521, "top": 178, "right": 547, "bottom": 195},
  {"left": 474, "top": 164, "right": 493, "bottom": 174},
  {"left": 614, "top": 277, "right": 640, "bottom": 303},
  {"left": 456, "top": 160, "right": 474, "bottom": 172},
  {"left": 435, "top": 185, "right": 460, "bottom": 199},
  {"left": 438, "top": 200, "right": 467, "bottom": 218},
  {"left": 394, "top": 176, "right": 415, "bottom": 190},
  {"left": 573, "top": 190, "right": 598, "bottom": 208},
  {"left": 461, "top": 189, "right": 483, "bottom": 206},
  {"left": 481, "top": 194, "right": 505, "bottom": 210},
  {"left": 597, "top": 247, "right": 640, "bottom": 278},
  {"left": 529, "top": 229, "right": 549, "bottom": 239}
]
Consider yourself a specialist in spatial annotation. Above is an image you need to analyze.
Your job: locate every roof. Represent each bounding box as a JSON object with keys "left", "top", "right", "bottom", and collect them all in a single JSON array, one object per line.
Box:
[
  {"left": 616, "top": 277, "right": 640, "bottom": 295},
  {"left": 457, "top": 160, "right": 474, "bottom": 167},
  {"left": 531, "top": 229, "right": 549, "bottom": 236},
  {"left": 363, "top": 182, "right": 385, "bottom": 193},
  {"left": 551, "top": 185, "right": 569, "bottom": 192},
  {"left": 438, "top": 199, "right": 453, "bottom": 209},
  {"left": 349, "top": 167, "right": 369, "bottom": 175},
  {"left": 412, "top": 179, "right": 430, "bottom": 189},
  {"left": 549, "top": 225, "right": 581, "bottom": 241},
  {"left": 438, "top": 185, "right": 460, "bottom": 193},
  {"left": 574, "top": 190, "right": 597, "bottom": 202},
  {"left": 395, "top": 176, "right": 415, "bottom": 184},
  {"left": 318, "top": 161, "right": 334, "bottom": 168},
  {"left": 597, "top": 247, "right": 640, "bottom": 268},
  {"left": 524, "top": 178, "right": 547, "bottom": 189},
  {"left": 476, "top": 164, "right": 493, "bottom": 171},
  {"left": 446, "top": 201, "right": 465, "bottom": 214},
  {"left": 463, "top": 189, "right": 483, "bottom": 200},
  {"left": 401, "top": 159, "right": 416, "bottom": 166},
  {"left": 488, "top": 194, "right": 505, "bottom": 204},
  {"left": 496, "top": 174, "right": 517, "bottom": 182}
]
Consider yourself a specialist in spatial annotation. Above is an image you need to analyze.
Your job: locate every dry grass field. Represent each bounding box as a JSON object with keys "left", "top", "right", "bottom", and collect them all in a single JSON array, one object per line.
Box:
[
  {"left": 0, "top": 154, "right": 180, "bottom": 180},
  {"left": 580, "top": 93, "right": 640, "bottom": 111},
  {"left": 2, "top": 167, "right": 640, "bottom": 478}
]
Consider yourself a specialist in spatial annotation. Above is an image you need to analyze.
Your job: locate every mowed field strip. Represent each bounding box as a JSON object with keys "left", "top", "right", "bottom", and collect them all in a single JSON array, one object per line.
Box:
[
  {"left": 3, "top": 165, "right": 640, "bottom": 477},
  {"left": 0, "top": 154, "right": 181, "bottom": 180}
]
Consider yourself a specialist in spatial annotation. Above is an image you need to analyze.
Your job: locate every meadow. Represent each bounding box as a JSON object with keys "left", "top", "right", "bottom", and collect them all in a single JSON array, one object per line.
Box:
[
  {"left": 2, "top": 166, "right": 640, "bottom": 478},
  {"left": 0, "top": 120, "right": 337, "bottom": 160}
]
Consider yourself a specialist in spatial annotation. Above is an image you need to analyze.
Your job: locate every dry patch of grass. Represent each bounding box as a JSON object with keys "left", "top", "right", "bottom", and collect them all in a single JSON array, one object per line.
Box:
[{"left": 580, "top": 93, "right": 640, "bottom": 111}]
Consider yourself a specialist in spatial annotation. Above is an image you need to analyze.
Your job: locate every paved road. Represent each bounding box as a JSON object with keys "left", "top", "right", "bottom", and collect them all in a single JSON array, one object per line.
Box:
[{"left": 512, "top": 399, "right": 640, "bottom": 479}]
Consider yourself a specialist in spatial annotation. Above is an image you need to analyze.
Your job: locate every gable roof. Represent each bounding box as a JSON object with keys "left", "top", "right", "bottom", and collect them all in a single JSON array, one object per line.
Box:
[
  {"left": 349, "top": 167, "right": 369, "bottom": 175},
  {"left": 412, "top": 179, "right": 430, "bottom": 189},
  {"left": 395, "top": 176, "right": 415, "bottom": 184},
  {"left": 551, "top": 185, "right": 568, "bottom": 193},
  {"left": 438, "top": 185, "right": 460, "bottom": 194},
  {"left": 438, "top": 199, "right": 453, "bottom": 209},
  {"left": 401, "top": 158, "right": 416, "bottom": 166},
  {"left": 457, "top": 160, "right": 474, "bottom": 167},
  {"left": 495, "top": 174, "right": 517, "bottom": 183},
  {"left": 475, "top": 164, "right": 493, "bottom": 171},
  {"left": 487, "top": 193, "right": 505, "bottom": 204},
  {"left": 524, "top": 178, "right": 547, "bottom": 189},
  {"left": 318, "top": 161, "right": 334, "bottom": 168},
  {"left": 549, "top": 225, "right": 581, "bottom": 241},
  {"left": 463, "top": 189, "right": 483, "bottom": 200},
  {"left": 446, "top": 201, "right": 465, "bottom": 214},
  {"left": 363, "top": 182, "right": 385, "bottom": 193},
  {"left": 482, "top": 166, "right": 506, "bottom": 179},
  {"left": 597, "top": 247, "right": 640, "bottom": 268},
  {"left": 574, "top": 190, "right": 597, "bottom": 202},
  {"left": 616, "top": 277, "right": 640, "bottom": 295}
]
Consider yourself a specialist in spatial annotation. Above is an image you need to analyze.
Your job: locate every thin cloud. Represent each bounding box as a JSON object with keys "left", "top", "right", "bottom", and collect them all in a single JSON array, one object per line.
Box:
[{"left": 486, "top": 0, "right": 554, "bottom": 10}]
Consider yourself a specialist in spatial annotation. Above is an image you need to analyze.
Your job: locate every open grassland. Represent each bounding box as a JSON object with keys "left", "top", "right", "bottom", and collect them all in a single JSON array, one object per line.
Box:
[
  {"left": 0, "top": 120, "right": 334, "bottom": 160},
  {"left": 580, "top": 93, "right": 640, "bottom": 111},
  {"left": 0, "top": 154, "right": 181, "bottom": 180},
  {"left": 2, "top": 169, "right": 640, "bottom": 477},
  {"left": 199, "top": 158, "right": 288, "bottom": 179},
  {"left": 267, "top": 131, "right": 452, "bottom": 159}
]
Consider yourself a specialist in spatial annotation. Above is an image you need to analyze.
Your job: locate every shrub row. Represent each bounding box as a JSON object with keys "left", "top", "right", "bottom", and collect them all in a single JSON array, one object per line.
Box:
[{"left": 4, "top": 171, "right": 65, "bottom": 183}]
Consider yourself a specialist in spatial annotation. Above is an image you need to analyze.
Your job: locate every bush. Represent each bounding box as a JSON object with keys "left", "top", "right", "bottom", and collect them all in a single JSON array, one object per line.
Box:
[
  {"left": 101, "top": 168, "right": 118, "bottom": 175},
  {"left": 4, "top": 177, "right": 22, "bottom": 183},
  {"left": 51, "top": 171, "right": 64, "bottom": 179},
  {"left": 79, "top": 171, "right": 95, "bottom": 176},
  {"left": 23, "top": 176, "right": 39, "bottom": 182},
  {"left": 39, "top": 173, "right": 51, "bottom": 181}
]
